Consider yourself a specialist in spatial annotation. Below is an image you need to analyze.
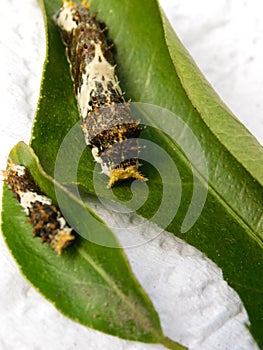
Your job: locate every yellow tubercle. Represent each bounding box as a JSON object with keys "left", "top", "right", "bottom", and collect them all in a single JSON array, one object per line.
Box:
[
  {"left": 62, "top": 0, "right": 91, "bottom": 10},
  {"left": 108, "top": 166, "right": 147, "bottom": 188},
  {"left": 82, "top": 0, "right": 91, "bottom": 9},
  {"left": 62, "top": 0, "right": 75, "bottom": 8},
  {"left": 50, "top": 230, "right": 75, "bottom": 255}
]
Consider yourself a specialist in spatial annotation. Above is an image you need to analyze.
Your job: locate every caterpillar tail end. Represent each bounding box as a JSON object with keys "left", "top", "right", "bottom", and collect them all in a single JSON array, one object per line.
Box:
[
  {"left": 50, "top": 229, "right": 76, "bottom": 255},
  {"left": 107, "top": 166, "right": 147, "bottom": 188}
]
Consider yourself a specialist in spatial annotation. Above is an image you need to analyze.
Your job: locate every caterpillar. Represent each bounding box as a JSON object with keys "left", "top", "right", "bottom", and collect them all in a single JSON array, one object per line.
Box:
[
  {"left": 3, "top": 162, "right": 75, "bottom": 254},
  {"left": 55, "top": 0, "right": 147, "bottom": 187}
]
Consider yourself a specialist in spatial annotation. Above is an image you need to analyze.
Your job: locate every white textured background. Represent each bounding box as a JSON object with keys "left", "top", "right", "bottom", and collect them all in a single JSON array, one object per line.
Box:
[{"left": 0, "top": 1, "right": 262, "bottom": 349}]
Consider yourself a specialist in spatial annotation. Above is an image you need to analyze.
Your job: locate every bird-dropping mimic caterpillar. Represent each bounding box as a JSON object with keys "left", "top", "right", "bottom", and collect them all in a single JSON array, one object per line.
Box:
[
  {"left": 55, "top": 0, "right": 147, "bottom": 187},
  {"left": 3, "top": 162, "right": 75, "bottom": 254}
]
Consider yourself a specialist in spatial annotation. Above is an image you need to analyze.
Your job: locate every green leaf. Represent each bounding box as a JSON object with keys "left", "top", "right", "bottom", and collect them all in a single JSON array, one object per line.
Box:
[
  {"left": 30, "top": 0, "right": 263, "bottom": 346},
  {"left": 2, "top": 141, "right": 185, "bottom": 350}
]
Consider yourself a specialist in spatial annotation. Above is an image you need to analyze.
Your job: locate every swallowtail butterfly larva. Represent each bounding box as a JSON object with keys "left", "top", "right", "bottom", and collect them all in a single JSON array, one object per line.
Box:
[
  {"left": 3, "top": 162, "right": 75, "bottom": 254},
  {"left": 55, "top": 0, "right": 147, "bottom": 187}
]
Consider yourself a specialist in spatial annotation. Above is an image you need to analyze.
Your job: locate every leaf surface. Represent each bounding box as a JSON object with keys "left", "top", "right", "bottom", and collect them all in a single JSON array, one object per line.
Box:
[{"left": 2, "top": 141, "right": 185, "bottom": 350}]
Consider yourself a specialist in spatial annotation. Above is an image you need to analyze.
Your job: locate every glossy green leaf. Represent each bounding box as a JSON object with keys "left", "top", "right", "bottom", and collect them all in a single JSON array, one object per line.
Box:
[
  {"left": 2, "top": 0, "right": 263, "bottom": 347},
  {"left": 2, "top": 141, "right": 185, "bottom": 350},
  {"left": 31, "top": 0, "right": 263, "bottom": 345}
]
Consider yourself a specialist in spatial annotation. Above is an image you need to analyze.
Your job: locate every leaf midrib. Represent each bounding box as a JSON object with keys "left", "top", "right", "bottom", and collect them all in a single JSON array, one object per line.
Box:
[{"left": 78, "top": 247, "right": 158, "bottom": 336}]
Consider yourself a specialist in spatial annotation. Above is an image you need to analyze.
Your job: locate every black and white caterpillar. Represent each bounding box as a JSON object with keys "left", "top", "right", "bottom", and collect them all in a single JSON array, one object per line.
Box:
[
  {"left": 55, "top": 0, "right": 146, "bottom": 187},
  {"left": 3, "top": 162, "right": 75, "bottom": 254}
]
